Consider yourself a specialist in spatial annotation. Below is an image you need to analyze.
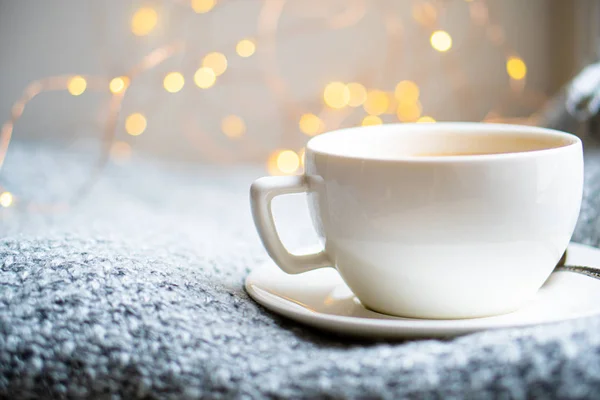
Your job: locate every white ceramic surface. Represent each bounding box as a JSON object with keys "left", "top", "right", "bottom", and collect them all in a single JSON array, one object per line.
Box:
[
  {"left": 250, "top": 123, "right": 583, "bottom": 319},
  {"left": 246, "top": 243, "right": 600, "bottom": 339}
]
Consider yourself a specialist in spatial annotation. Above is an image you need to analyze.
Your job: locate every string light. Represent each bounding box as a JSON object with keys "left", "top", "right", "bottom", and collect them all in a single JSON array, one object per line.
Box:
[
  {"left": 0, "top": 1, "right": 546, "bottom": 211},
  {"left": 11, "top": 103, "right": 24, "bottom": 119},
  {"left": 506, "top": 56, "right": 527, "bottom": 80},
  {"left": 221, "top": 115, "right": 246, "bottom": 138},
  {"left": 236, "top": 39, "right": 256, "bottom": 58},
  {"left": 125, "top": 113, "right": 147, "bottom": 136},
  {"left": 299, "top": 113, "right": 324, "bottom": 136},
  {"left": 362, "top": 115, "right": 382, "bottom": 126},
  {"left": 430, "top": 30, "right": 452, "bottom": 52},
  {"left": 67, "top": 76, "right": 87, "bottom": 96},
  {"left": 0, "top": 191, "right": 13, "bottom": 208},
  {"left": 194, "top": 67, "right": 216, "bottom": 88},
  {"left": 110, "top": 141, "right": 132, "bottom": 163},
  {"left": 397, "top": 102, "right": 422, "bottom": 122},
  {"left": 346, "top": 83, "right": 367, "bottom": 107},
  {"left": 394, "top": 80, "right": 420, "bottom": 103},
  {"left": 191, "top": 0, "right": 215, "bottom": 14},
  {"left": 363, "top": 90, "right": 389, "bottom": 116},
  {"left": 163, "top": 72, "right": 185, "bottom": 93},
  {"left": 131, "top": 7, "right": 158, "bottom": 36},
  {"left": 109, "top": 76, "right": 129, "bottom": 94},
  {"left": 417, "top": 116, "right": 436, "bottom": 123},
  {"left": 323, "top": 82, "right": 350, "bottom": 109},
  {"left": 202, "top": 52, "right": 228, "bottom": 76},
  {"left": 0, "top": 43, "right": 183, "bottom": 210}
]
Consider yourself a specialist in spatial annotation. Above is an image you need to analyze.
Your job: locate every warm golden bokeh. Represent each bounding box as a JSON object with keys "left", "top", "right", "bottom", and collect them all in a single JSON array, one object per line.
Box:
[
  {"left": 430, "top": 30, "right": 452, "bottom": 52},
  {"left": 394, "top": 80, "right": 420, "bottom": 103},
  {"left": 109, "top": 76, "right": 130, "bottom": 94},
  {"left": 298, "top": 148, "right": 306, "bottom": 168},
  {"left": 417, "top": 116, "right": 436, "bottom": 123},
  {"left": 323, "top": 82, "right": 350, "bottom": 109},
  {"left": 202, "top": 52, "right": 228, "bottom": 76},
  {"left": 276, "top": 150, "right": 300, "bottom": 174},
  {"left": 506, "top": 56, "right": 527, "bottom": 80},
  {"left": 131, "top": 7, "right": 158, "bottom": 36},
  {"left": 346, "top": 82, "right": 367, "bottom": 107},
  {"left": 363, "top": 90, "right": 389, "bottom": 116},
  {"left": 125, "top": 113, "right": 147, "bottom": 136},
  {"left": 67, "top": 76, "right": 87, "bottom": 96},
  {"left": 110, "top": 141, "right": 132, "bottom": 164},
  {"left": 267, "top": 150, "right": 300, "bottom": 175},
  {"left": 385, "top": 93, "right": 398, "bottom": 114},
  {"left": 397, "top": 102, "right": 422, "bottom": 122},
  {"left": 163, "top": 72, "right": 185, "bottom": 93},
  {"left": 191, "top": 0, "right": 216, "bottom": 13},
  {"left": 0, "top": 191, "right": 13, "bottom": 208},
  {"left": 299, "top": 113, "right": 325, "bottom": 136},
  {"left": 194, "top": 67, "right": 217, "bottom": 88},
  {"left": 236, "top": 39, "right": 256, "bottom": 58},
  {"left": 221, "top": 115, "right": 246, "bottom": 138},
  {"left": 361, "top": 115, "right": 383, "bottom": 126}
]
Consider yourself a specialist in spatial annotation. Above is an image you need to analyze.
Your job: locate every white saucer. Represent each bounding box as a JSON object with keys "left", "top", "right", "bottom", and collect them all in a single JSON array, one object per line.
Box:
[{"left": 245, "top": 243, "right": 600, "bottom": 338}]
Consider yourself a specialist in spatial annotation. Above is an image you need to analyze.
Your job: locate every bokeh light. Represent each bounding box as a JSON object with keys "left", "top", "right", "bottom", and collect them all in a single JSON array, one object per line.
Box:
[
  {"left": 276, "top": 150, "right": 300, "bottom": 174},
  {"left": 109, "top": 76, "right": 130, "bottom": 94},
  {"left": 397, "top": 102, "right": 422, "bottom": 122},
  {"left": 131, "top": 7, "right": 158, "bottom": 36},
  {"left": 323, "top": 82, "right": 350, "bottom": 109},
  {"left": 221, "top": 115, "right": 246, "bottom": 138},
  {"left": 236, "top": 39, "right": 256, "bottom": 58},
  {"left": 267, "top": 150, "right": 300, "bottom": 175},
  {"left": 394, "top": 80, "right": 420, "bottom": 103},
  {"left": 363, "top": 90, "right": 389, "bottom": 116},
  {"left": 385, "top": 93, "right": 398, "bottom": 114},
  {"left": 202, "top": 52, "right": 228, "bottom": 76},
  {"left": 163, "top": 72, "right": 185, "bottom": 93},
  {"left": 0, "top": 191, "right": 13, "bottom": 208},
  {"left": 110, "top": 141, "right": 132, "bottom": 163},
  {"left": 299, "top": 113, "right": 325, "bottom": 136},
  {"left": 361, "top": 115, "right": 383, "bottom": 126},
  {"left": 67, "top": 76, "right": 87, "bottom": 96},
  {"left": 506, "top": 56, "right": 527, "bottom": 80},
  {"left": 194, "top": 67, "right": 216, "bottom": 88},
  {"left": 346, "top": 82, "right": 367, "bottom": 107},
  {"left": 191, "top": 0, "right": 215, "bottom": 13},
  {"left": 298, "top": 148, "right": 306, "bottom": 168},
  {"left": 125, "top": 113, "right": 147, "bottom": 136},
  {"left": 417, "top": 116, "right": 436, "bottom": 123},
  {"left": 430, "top": 30, "right": 452, "bottom": 52}
]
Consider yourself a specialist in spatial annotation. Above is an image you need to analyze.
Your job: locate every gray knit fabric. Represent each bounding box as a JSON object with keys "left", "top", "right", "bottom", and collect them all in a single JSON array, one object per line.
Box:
[{"left": 2, "top": 141, "right": 600, "bottom": 399}]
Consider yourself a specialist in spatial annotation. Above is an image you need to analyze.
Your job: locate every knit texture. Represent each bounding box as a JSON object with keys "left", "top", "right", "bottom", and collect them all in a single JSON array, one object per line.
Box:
[{"left": 2, "top": 141, "right": 600, "bottom": 399}]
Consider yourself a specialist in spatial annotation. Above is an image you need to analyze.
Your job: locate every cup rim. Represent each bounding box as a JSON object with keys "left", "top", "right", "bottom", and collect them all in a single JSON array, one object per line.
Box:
[{"left": 306, "top": 122, "right": 582, "bottom": 163}]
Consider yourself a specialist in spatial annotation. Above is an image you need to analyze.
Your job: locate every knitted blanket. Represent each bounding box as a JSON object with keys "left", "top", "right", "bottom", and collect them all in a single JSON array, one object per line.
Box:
[{"left": 2, "top": 141, "right": 600, "bottom": 399}]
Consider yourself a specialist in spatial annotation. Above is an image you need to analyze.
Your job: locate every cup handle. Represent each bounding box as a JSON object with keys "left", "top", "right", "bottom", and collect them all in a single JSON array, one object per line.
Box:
[{"left": 250, "top": 175, "right": 330, "bottom": 274}]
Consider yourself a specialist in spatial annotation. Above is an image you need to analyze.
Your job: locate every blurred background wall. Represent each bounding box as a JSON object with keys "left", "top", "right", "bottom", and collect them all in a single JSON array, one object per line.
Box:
[{"left": 0, "top": 0, "right": 596, "bottom": 177}]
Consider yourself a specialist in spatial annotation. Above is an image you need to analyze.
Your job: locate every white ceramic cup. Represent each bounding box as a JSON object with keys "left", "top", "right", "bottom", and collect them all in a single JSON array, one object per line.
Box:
[{"left": 251, "top": 123, "right": 583, "bottom": 319}]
